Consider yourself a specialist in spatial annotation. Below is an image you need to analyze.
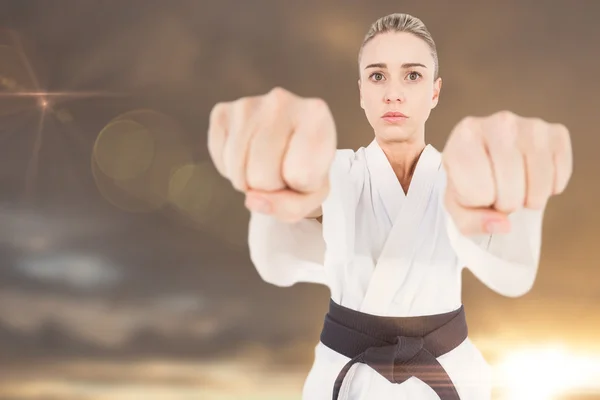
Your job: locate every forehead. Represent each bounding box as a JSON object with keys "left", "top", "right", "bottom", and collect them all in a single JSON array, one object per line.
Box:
[{"left": 360, "top": 31, "right": 434, "bottom": 69}]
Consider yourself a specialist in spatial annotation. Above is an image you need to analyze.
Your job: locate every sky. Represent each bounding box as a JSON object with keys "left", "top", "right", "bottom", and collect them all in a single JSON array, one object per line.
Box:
[{"left": 0, "top": 0, "right": 598, "bottom": 399}]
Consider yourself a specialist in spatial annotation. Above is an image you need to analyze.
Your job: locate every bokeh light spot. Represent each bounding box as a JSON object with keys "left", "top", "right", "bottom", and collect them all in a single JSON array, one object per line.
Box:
[
  {"left": 168, "top": 163, "right": 217, "bottom": 224},
  {"left": 92, "top": 109, "right": 193, "bottom": 213},
  {"left": 94, "top": 119, "right": 155, "bottom": 181}
]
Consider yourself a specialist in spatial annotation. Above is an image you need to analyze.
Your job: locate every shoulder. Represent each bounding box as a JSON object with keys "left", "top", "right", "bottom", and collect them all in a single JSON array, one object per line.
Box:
[
  {"left": 325, "top": 148, "right": 368, "bottom": 206},
  {"left": 329, "top": 148, "right": 370, "bottom": 194},
  {"left": 332, "top": 148, "right": 357, "bottom": 172},
  {"left": 331, "top": 147, "right": 368, "bottom": 175}
]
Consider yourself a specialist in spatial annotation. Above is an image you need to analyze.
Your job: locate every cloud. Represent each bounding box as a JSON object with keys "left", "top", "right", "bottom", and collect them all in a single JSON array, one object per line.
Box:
[
  {"left": 0, "top": 289, "right": 215, "bottom": 348},
  {"left": 15, "top": 254, "right": 120, "bottom": 290},
  {"left": 0, "top": 358, "right": 307, "bottom": 400},
  {"left": 0, "top": 206, "right": 125, "bottom": 252}
]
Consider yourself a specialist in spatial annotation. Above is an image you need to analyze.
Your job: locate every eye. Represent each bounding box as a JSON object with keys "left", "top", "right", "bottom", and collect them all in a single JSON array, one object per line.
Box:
[
  {"left": 369, "top": 72, "right": 385, "bottom": 82},
  {"left": 407, "top": 71, "right": 422, "bottom": 81}
]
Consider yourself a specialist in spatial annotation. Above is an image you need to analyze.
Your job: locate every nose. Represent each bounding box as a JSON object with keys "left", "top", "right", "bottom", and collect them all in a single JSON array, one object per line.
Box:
[{"left": 384, "top": 86, "right": 405, "bottom": 103}]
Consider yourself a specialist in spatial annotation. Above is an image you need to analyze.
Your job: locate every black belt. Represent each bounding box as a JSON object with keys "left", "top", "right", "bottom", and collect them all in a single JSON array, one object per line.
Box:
[{"left": 320, "top": 299, "right": 468, "bottom": 400}]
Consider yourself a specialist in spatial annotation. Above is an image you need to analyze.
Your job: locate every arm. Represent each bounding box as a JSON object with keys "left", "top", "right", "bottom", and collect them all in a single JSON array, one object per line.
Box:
[
  {"left": 248, "top": 212, "right": 326, "bottom": 287},
  {"left": 445, "top": 203, "right": 544, "bottom": 298},
  {"left": 207, "top": 88, "right": 349, "bottom": 287},
  {"left": 246, "top": 149, "right": 355, "bottom": 288},
  {"left": 440, "top": 111, "right": 571, "bottom": 298}
]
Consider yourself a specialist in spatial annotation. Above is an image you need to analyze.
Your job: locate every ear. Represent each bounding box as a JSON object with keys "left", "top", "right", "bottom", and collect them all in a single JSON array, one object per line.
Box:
[
  {"left": 431, "top": 77, "right": 442, "bottom": 109},
  {"left": 358, "top": 79, "right": 365, "bottom": 110}
]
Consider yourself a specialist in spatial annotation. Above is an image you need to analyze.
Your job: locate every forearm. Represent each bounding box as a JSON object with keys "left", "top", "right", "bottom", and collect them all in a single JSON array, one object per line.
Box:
[
  {"left": 446, "top": 205, "right": 544, "bottom": 297},
  {"left": 248, "top": 211, "right": 327, "bottom": 287}
]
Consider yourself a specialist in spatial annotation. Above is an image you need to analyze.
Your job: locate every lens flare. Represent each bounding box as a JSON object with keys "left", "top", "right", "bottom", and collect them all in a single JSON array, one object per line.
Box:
[{"left": 494, "top": 345, "right": 600, "bottom": 399}]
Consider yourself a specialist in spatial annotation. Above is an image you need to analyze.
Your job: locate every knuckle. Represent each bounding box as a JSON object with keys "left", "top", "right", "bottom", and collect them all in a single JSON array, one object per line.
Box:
[
  {"left": 208, "top": 109, "right": 226, "bottom": 136},
  {"left": 461, "top": 115, "right": 477, "bottom": 125},
  {"left": 304, "top": 97, "right": 329, "bottom": 112},
  {"left": 267, "top": 86, "right": 292, "bottom": 102},
  {"left": 232, "top": 96, "right": 256, "bottom": 115},
  {"left": 262, "top": 88, "right": 293, "bottom": 113},
  {"left": 531, "top": 117, "right": 546, "bottom": 126},
  {"left": 209, "top": 102, "right": 228, "bottom": 122},
  {"left": 494, "top": 110, "right": 516, "bottom": 122},
  {"left": 457, "top": 116, "right": 476, "bottom": 130},
  {"left": 553, "top": 123, "right": 569, "bottom": 136},
  {"left": 552, "top": 123, "right": 571, "bottom": 146},
  {"left": 301, "top": 98, "right": 335, "bottom": 141},
  {"left": 452, "top": 117, "right": 479, "bottom": 140}
]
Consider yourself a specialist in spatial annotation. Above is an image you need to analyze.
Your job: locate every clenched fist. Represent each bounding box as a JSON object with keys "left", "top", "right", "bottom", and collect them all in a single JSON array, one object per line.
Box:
[
  {"left": 442, "top": 111, "right": 573, "bottom": 235},
  {"left": 207, "top": 87, "right": 337, "bottom": 222}
]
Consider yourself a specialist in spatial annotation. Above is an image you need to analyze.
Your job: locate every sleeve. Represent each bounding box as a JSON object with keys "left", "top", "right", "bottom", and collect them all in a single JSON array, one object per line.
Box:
[
  {"left": 444, "top": 203, "right": 545, "bottom": 298},
  {"left": 248, "top": 213, "right": 327, "bottom": 287},
  {"left": 246, "top": 149, "right": 356, "bottom": 288}
]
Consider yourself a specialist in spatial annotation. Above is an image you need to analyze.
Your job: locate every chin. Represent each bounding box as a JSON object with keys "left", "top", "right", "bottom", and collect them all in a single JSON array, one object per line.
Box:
[{"left": 375, "top": 124, "right": 417, "bottom": 143}]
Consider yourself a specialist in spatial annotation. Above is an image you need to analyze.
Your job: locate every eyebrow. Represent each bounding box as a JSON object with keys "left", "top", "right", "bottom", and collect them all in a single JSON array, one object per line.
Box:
[{"left": 364, "top": 62, "right": 427, "bottom": 70}]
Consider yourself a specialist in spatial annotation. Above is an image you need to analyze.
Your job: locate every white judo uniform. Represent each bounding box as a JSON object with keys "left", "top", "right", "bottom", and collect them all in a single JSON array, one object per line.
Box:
[{"left": 248, "top": 139, "right": 544, "bottom": 400}]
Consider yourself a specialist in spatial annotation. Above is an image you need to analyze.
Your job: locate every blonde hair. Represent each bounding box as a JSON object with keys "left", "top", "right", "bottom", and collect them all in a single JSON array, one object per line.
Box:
[{"left": 359, "top": 13, "right": 439, "bottom": 80}]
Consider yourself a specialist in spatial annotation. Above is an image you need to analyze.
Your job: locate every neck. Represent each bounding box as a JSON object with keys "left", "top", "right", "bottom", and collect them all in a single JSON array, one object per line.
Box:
[{"left": 375, "top": 133, "right": 426, "bottom": 193}]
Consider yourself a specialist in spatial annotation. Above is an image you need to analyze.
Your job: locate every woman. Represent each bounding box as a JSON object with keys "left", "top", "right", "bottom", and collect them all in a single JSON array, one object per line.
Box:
[{"left": 208, "top": 12, "right": 572, "bottom": 400}]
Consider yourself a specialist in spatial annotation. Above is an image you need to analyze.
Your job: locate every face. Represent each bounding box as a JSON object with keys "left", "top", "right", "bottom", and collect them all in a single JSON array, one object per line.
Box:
[{"left": 358, "top": 32, "right": 442, "bottom": 143}]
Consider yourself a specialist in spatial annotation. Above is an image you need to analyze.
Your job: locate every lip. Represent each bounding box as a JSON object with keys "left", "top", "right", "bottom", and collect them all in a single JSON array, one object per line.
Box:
[
  {"left": 381, "top": 111, "right": 408, "bottom": 123},
  {"left": 382, "top": 111, "right": 408, "bottom": 118}
]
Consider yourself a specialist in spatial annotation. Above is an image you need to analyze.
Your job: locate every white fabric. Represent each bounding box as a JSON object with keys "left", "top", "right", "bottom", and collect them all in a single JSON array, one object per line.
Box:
[{"left": 247, "top": 139, "right": 544, "bottom": 400}]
